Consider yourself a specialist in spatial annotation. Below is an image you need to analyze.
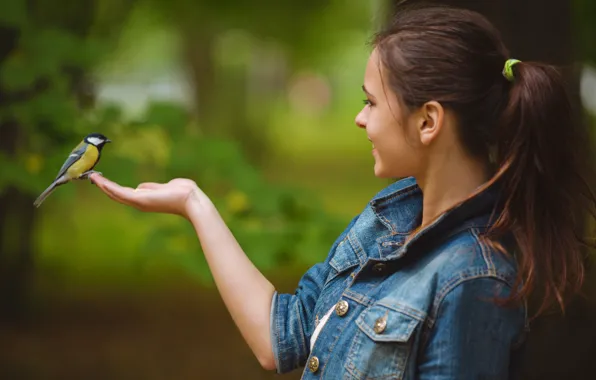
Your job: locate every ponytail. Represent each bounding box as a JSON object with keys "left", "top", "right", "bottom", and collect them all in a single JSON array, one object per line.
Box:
[{"left": 489, "top": 60, "right": 596, "bottom": 318}]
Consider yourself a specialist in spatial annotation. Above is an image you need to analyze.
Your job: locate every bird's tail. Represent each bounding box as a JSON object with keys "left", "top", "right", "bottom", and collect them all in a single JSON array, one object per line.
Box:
[{"left": 33, "top": 179, "right": 62, "bottom": 208}]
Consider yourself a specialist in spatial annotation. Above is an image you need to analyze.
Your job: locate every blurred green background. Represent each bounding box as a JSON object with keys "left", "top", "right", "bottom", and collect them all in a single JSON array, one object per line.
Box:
[{"left": 1, "top": 0, "right": 596, "bottom": 379}]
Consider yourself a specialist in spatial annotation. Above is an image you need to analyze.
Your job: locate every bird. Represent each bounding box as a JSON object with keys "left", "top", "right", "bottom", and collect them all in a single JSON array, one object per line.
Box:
[{"left": 33, "top": 132, "right": 112, "bottom": 208}]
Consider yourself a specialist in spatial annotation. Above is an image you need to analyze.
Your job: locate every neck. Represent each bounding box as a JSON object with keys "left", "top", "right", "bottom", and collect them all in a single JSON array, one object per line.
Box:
[{"left": 415, "top": 152, "right": 489, "bottom": 229}]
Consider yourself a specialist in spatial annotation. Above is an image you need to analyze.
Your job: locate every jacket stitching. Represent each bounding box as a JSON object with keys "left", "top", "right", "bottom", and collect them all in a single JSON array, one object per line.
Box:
[
  {"left": 295, "top": 300, "right": 307, "bottom": 362},
  {"left": 329, "top": 236, "right": 359, "bottom": 275},
  {"left": 343, "top": 290, "right": 375, "bottom": 306},
  {"left": 371, "top": 187, "right": 421, "bottom": 232},
  {"left": 471, "top": 228, "right": 495, "bottom": 273},
  {"left": 423, "top": 274, "right": 517, "bottom": 350},
  {"left": 348, "top": 230, "right": 367, "bottom": 265},
  {"left": 317, "top": 301, "right": 350, "bottom": 379},
  {"left": 372, "top": 184, "right": 420, "bottom": 205},
  {"left": 375, "top": 301, "right": 427, "bottom": 322},
  {"left": 275, "top": 295, "right": 283, "bottom": 372},
  {"left": 343, "top": 291, "right": 427, "bottom": 323}
]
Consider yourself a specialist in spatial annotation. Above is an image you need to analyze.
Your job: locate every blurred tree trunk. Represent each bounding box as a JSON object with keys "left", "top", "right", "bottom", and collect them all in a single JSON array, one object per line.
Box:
[
  {"left": 0, "top": 0, "right": 98, "bottom": 323},
  {"left": 181, "top": 25, "right": 271, "bottom": 166},
  {"left": 183, "top": 26, "right": 218, "bottom": 136},
  {"left": 389, "top": 1, "right": 595, "bottom": 379},
  {"left": 0, "top": 24, "right": 37, "bottom": 323}
]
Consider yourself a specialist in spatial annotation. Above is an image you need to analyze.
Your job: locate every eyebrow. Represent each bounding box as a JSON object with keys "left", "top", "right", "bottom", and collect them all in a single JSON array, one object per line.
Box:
[{"left": 362, "top": 85, "right": 375, "bottom": 98}]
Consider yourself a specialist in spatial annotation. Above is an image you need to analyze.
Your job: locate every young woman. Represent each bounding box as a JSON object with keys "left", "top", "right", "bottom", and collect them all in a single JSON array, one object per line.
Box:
[{"left": 90, "top": 4, "right": 596, "bottom": 379}]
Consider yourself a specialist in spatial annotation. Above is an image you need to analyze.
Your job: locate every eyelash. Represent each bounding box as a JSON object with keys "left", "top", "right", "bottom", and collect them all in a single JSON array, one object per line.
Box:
[{"left": 363, "top": 99, "right": 373, "bottom": 106}]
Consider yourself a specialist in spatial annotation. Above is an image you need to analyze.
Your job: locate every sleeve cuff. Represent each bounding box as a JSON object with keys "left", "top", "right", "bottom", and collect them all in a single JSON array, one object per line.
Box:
[
  {"left": 269, "top": 290, "right": 283, "bottom": 374},
  {"left": 270, "top": 290, "right": 307, "bottom": 374}
]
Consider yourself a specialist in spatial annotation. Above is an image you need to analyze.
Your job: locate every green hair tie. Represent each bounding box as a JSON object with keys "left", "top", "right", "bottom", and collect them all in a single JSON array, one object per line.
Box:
[{"left": 502, "top": 59, "right": 521, "bottom": 82}]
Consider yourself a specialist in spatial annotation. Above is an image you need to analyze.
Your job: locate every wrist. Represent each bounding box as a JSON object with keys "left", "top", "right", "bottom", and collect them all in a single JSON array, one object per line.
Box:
[{"left": 185, "top": 188, "right": 214, "bottom": 222}]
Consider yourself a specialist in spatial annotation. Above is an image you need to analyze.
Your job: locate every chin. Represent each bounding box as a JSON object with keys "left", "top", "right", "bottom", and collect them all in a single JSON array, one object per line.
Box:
[
  {"left": 373, "top": 163, "right": 391, "bottom": 178},
  {"left": 374, "top": 161, "right": 407, "bottom": 179}
]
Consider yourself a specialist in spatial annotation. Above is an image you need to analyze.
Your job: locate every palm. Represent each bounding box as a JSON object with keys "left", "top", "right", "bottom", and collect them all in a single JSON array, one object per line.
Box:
[{"left": 90, "top": 174, "right": 203, "bottom": 219}]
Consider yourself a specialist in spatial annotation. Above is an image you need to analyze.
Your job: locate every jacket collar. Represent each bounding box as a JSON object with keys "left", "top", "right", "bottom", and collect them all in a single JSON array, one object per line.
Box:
[{"left": 369, "top": 177, "right": 502, "bottom": 261}]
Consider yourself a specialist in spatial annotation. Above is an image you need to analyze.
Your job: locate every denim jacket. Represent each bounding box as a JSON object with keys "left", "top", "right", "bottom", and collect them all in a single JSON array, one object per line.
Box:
[{"left": 270, "top": 177, "right": 528, "bottom": 379}]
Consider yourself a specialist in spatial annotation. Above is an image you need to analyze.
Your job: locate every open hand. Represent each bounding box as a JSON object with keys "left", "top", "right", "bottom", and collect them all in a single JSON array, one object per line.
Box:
[{"left": 89, "top": 173, "right": 204, "bottom": 219}]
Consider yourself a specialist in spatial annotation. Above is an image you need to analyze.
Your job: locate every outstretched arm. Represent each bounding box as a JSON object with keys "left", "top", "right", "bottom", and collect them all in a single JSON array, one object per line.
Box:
[
  {"left": 186, "top": 195, "right": 277, "bottom": 369},
  {"left": 187, "top": 194, "right": 356, "bottom": 373},
  {"left": 89, "top": 174, "right": 355, "bottom": 373}
]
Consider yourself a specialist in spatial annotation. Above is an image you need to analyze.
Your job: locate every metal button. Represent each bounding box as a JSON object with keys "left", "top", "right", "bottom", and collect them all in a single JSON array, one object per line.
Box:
[
  {"left": 335, "top": 300, "right": 349, "bottom": 317},
  {"left": 372, "top": 263, "right": 386, "bottom": 273},
  {"left": 374, "top": 316, "right": 387, "bottom": 334},
  {"left": 308, "top": 356, "right": 320, "bottom": 373}
]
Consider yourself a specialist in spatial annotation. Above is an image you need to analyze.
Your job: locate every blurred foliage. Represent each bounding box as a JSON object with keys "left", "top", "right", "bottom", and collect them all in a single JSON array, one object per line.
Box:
[
  {"left": 143, "top": 0, "right": 374, "bottom": 68},
  {"left": 95, "top": 100, "right": 349, "bottom": 284},
  {"left": 2, "top": 0, "right": 596, "bottom": 291},
  {"left": 0, "top": 0, "right": 135, "bottom": 194},
  {"left": 1, "top": 1, "right": 596, "bottom": 378},
  {"left": 575, "top": 0, "right": 596, "bottom": 64},
  {"left": 0, "top": 0, "right": 365, "bottom": 291}
]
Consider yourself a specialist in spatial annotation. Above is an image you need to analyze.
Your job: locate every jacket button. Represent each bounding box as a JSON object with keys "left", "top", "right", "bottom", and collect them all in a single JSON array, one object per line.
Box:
[
  {"left": 374, "top": 316, "right": 387, "bottom": 334},
  {"left": 335, "top": 300, "right": 349, "bottom": 316},
  {"left": 308, "top": 356, "right": 320, "bottom": 373},
  {"left": 372, "top": 263, "right": 386, "bottom": 273}
]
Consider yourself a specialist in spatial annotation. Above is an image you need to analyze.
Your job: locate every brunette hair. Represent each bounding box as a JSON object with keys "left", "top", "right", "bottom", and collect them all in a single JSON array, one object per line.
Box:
[{"left": 373, "top": 4, "right": 596, "bottom": 318}]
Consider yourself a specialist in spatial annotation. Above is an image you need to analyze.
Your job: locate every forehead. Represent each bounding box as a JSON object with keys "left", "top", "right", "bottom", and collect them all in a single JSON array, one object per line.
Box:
[{"left": 364, "top": 49, "right": 385, "bottom": 89}]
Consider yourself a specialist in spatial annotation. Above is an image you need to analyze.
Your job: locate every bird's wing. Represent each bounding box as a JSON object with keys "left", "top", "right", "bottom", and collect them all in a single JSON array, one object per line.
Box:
[{"left": 54, "top": 141, "right": 88, "bottom": 180}]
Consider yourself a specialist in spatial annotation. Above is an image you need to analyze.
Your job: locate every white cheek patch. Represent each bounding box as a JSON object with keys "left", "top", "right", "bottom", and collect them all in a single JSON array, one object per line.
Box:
[{"left": 87, "top": 137, "right": 103, "bottom": 145}]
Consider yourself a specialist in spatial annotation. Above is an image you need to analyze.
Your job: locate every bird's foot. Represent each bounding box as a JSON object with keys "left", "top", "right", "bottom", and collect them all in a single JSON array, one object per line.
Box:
[{"left": 79, "top": 170, "right": 102, "bottom": 182}]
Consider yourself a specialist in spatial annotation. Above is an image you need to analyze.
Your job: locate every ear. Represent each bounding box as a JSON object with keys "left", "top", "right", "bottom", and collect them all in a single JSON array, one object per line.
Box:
[{"left": 417, "top": 100, "right": 444, "bottom": 146}]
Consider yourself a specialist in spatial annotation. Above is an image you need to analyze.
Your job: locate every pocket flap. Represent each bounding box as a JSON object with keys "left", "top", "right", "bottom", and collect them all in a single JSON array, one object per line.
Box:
[{"left": 355, "top": 304, "right": 421, "bottom": 343}]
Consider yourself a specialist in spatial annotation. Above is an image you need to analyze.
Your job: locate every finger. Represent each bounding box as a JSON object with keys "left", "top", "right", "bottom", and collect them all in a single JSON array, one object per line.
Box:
[
  {"left": 88, "top": 174, "right": 146, "bottom": 210},
  {"left": 99, "top": 184, "right": 134, "bottom": 206},
  {"left": 109, "top": 187, "right": 149, "bottom": 211},
  {"left": 90, "top": 174, "right": 125, "bottom": 192},
  {"left": 93, "top": 177, "right": 139, "bottom": 206},
  {"left": 92, "top": 178, "right": 117, "bottom": 198},
  {"left": 89, "top": 173, "right": 105, "bottom": 185},
  {"left": 90, "top": 174, "right": 161, "bottom": 211},
  {"left": 105, "top": 183, "right": 138, "bottom": 204}
]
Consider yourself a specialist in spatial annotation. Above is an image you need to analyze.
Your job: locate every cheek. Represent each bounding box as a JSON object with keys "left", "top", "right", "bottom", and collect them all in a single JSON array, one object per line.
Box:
[
  {"left": 374, "top": 113, "right": 405, "bottom": 149},
  {"left": 375, "top": 123, "right": 422, "bottom": 176}
]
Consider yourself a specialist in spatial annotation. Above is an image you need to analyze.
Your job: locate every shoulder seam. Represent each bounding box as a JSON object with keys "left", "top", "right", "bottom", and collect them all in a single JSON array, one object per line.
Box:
[
  {"left": 427, "top": 272, "right": 514, "bottom": 331},
  {"left": 471, "top": 227, "right": 495, "bottom": 273},
  {"left": 421, "top": 274, "right": 523, "bottom": 352}
]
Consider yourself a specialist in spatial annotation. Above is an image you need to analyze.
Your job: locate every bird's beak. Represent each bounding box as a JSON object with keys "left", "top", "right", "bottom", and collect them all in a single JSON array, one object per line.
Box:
[{"left": 105, "top": 139, "right": 112, "bottom": 143}]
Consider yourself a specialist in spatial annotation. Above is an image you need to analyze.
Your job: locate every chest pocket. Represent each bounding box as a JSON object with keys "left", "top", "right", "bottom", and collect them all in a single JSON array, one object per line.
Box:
[{"left": 345, "top": 303, "right": 422, "bottom": 380}]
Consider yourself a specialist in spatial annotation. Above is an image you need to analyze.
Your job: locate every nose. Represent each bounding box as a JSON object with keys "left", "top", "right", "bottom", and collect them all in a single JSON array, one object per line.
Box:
[{"left": 355, "top": 108, "right": 367, "bottom": 129}]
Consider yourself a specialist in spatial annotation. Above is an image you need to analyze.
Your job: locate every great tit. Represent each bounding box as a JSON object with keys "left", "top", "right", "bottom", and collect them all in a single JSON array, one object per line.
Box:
[{"left": 33, "top": 132, "right": 112, "bottom": 207}]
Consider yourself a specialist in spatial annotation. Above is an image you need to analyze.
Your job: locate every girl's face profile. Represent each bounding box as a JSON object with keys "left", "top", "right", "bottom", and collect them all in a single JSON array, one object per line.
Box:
[{"left": 355, "top": 49, "right": 423, "bottom": 179}]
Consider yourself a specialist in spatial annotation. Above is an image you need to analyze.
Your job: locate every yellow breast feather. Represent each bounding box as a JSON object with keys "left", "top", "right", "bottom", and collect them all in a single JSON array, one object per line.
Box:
[{"left": 66, "top": 144, "right": 99, "bottom": 179}]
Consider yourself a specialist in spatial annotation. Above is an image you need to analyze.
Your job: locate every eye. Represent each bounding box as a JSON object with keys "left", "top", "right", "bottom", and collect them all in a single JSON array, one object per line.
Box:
[{"left": 363, "top": 99, "right": 373, "bottom": 107}]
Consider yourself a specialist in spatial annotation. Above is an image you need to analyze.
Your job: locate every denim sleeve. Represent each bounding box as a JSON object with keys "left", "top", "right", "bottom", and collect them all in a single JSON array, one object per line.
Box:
[
  {"left": 418, "top": 277, "right": 526, "bottom": 380},
  {"left": 269, "top": 215, "right": 359, "bottom": 374}
]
